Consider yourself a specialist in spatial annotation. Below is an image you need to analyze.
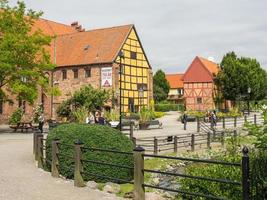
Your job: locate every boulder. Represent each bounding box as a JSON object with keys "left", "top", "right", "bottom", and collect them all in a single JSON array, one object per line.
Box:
[
  {"left": 103, "top": 182, "right": 120, "bottom": 194},
  {"left": 86, "top": 181, "right": 98, "bottom": 189},
  {"left": 145, "top": 192, "right": 164, "bottom": 200}
]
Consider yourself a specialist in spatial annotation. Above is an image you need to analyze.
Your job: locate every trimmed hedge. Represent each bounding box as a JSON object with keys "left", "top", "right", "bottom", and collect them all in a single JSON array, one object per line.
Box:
[
  {"left": 155, "top": 104, "right": 184, "bottom": 112},
  {"left": 46, "top": 123, "right": 134, "bottom": 182}
]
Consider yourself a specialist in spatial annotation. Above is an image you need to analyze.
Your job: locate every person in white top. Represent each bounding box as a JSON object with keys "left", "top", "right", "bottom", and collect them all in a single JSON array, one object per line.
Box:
[{"left": 86, "top": 112, "right": 95, "bottom": 124}]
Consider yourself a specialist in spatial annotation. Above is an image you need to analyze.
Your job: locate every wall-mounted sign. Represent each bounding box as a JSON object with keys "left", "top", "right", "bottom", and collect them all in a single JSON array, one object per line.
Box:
[{"left": 101, "top": 67, "right": 112, "bottom": 87}]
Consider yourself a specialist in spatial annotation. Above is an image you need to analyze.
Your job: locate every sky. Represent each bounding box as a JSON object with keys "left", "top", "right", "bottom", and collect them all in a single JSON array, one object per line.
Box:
[{"left": 9, "top": 0, "right": 267, "bottom": 73}]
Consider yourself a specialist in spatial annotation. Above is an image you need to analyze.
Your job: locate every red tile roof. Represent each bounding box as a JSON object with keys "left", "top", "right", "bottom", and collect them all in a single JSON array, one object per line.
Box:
[
  {"left": 166, "top": 74, "right": 184, "bottom": 88},
  {"left": 54, "top": 24, "right": 133, "bottom": 67},
  {"left": 32, "top": 18, "right": 78, "bottom": 36},
  {"left": 183, "top": 56, "right": 219, "bottom": 82},
  {"left": 198, "top": 56, "right": 219, "bottom": 75}
]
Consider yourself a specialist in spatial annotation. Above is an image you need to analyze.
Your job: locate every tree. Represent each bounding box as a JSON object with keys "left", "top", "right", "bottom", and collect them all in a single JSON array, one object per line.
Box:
[
  {"left": 216, "top": 52, "right": 267, "bottom": 104},
  {"left": 57, "top": 85, "right": 110, "bottom": 119},
  {"left": 0, "top": 1, "right": 54, "bottom": 104},
  {"left": 153, "top": 69, "right": 170, "bottom": 103}
]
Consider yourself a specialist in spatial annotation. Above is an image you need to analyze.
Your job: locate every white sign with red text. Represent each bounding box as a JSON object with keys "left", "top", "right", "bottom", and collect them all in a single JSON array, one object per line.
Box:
[{"left": 101, "top": 67, "right": 112, "bottom": 87}]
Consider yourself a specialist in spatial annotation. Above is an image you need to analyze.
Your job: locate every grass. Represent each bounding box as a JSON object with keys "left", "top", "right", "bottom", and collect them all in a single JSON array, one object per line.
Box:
[{"left": 117, "top": 183, "right": 133, "bottom": 197}]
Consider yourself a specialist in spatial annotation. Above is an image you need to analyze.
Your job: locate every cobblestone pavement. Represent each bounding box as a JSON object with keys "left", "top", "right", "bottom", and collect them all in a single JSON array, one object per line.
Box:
[{"left": 0, "top": 133, "right": 122, "bottom": 200}]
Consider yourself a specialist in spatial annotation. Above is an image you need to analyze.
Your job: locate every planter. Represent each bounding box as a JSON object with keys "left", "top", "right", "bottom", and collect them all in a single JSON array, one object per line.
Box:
[{"left": 139, "top": 122, "right": 149, "bottom": 130}]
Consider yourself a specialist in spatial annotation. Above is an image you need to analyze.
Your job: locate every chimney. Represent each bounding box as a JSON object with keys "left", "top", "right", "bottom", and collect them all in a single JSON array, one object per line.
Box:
[{"left": 71, "top": 21, "right": 78, "bottom": 27}]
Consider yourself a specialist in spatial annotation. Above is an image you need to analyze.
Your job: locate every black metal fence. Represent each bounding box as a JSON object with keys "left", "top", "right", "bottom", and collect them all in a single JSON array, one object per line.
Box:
[{"left": 33, "top": 133, "right": 251, "bottom": 200}]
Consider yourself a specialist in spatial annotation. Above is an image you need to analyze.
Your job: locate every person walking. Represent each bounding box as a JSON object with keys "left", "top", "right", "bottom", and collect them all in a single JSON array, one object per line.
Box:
[{"left": 38, "top": 113, "right": 45, "bottom": 133}]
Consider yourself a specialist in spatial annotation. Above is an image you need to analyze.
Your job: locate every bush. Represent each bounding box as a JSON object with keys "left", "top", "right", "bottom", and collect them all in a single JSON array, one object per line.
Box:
[
  {"left": 153, "top": 111, "right": 165, "bottom": 119},
  {"left": 46, "top": 123, "right": 134, "bottom": 182},
  {"left": 154, "top": 104, "right": 184, "bottom": 112},
  {"left": 9, "top": 108, "right": 23, "bottom": 124}
]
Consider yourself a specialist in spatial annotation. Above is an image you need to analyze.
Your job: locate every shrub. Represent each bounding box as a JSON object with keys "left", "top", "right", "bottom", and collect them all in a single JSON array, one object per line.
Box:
[
  {"left": 154, "top": 104, "right": 184, "bottom": 112},
  {"left": 9, "top": 108, "right": 23, "bottom": 124},
  {"left": 72, "top": 106, "right": 88, "bottom": 123},
  {"left": 139, "top": 106, "right": 152, "bottom": 123},
  {"left": 45, "top": 123, "right": 134, "bottom": 183},
  {"left": 153, "top": 111, "right": 165, "bottom": 119}
]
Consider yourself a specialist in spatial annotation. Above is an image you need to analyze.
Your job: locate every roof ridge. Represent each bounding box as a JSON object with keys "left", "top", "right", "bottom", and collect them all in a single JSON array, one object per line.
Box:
[
  {"left": 39, "top": 17, "right": 75, "bottom": 28},
  {"left": 56, "top": 24, "right": 134, "bottom": 37}
]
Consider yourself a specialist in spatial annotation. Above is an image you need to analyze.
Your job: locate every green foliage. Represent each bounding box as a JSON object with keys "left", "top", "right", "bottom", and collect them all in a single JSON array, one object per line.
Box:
[
  {"left": 153, "top": 70, "right": 170, "bottom": 103},
  {"left": 72, "top": 107, "right": 87, "bottom": 123},
  {"left": 56, "top": 100, "right": 72, "bottom": 119},
  {"left": 154, "top": 104, "right": 184, "bottom": 112},
  {"left": 179, "top": 138, "right": 242, "bottom": 200},
  {"left": 185, "top": 110, "right": 205, "bottom": 118},
  {"left": 139, "top": 106, "right": 152, "bottom": 123},
  {"left": 56, "top": 85, "right": 110, "bottom": 119},
  {"left": 153, "top": 111, "right": 165, "bottom": 119},
  {"left": 46, "top": 123, "right": 134, "bottom": 182},
  {"left": 0, "top": 1, "right": 54, "bottom": 104},
  {"left": 217, "top": 107, "right": 243, "bottom": 118},
  {"left": 9, "top": 108, "right": 23, "bottom": 124},
  {"left": 105, "top": 109, "right": 120, "bottom": 121},
  {"left": 216, "top": 52, "right": 267, "bottom": 103}
]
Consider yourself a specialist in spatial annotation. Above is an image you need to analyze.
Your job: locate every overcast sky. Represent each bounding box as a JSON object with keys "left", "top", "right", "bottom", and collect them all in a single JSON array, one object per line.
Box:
[{"left": 10, "top": 0, "right": 267, "bottom": 73}]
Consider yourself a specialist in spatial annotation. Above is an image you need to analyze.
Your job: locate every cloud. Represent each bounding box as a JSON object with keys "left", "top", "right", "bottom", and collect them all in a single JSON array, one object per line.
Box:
[{"left": 9, "top": 0, "right": 267, "bottom": 72}]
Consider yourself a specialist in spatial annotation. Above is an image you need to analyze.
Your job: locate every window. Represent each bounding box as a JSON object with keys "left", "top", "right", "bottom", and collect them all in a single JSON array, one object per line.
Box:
[
  {"left": 137, "top": 83, "right": 147, "bottom": 91},
  {"left": 0, "top": 99, "right": 3, "bottom": 114},
  {"left": 130, "top": 51, "right": 137, "bottom": 59},
  {"left": 85, "top": 68, "right": 91, "bottom": 78},
  {"left": 177, "top": 88, "right": 184, "bottom": 95},
  {"left": 62, "top": 70, "right": 67, "bottom": 80},
  {"left": 197, "top": 97, "right": 202, "bottom": 104},
  {"left": 73, "top": 69, "right": 78, "bottom": 79}
]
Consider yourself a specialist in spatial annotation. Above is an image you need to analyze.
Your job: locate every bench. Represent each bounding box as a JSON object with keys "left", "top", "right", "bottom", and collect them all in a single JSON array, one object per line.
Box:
[{"left": 148, "top": 120, "right": 163, "bottom": 129}]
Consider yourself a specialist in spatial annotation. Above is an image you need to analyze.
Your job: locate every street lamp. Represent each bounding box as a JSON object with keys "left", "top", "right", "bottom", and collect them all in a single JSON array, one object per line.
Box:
[
  {"left": 118, "top": 51, "right": 124, "bottom": 131},
  {"left": 247, "top": 87, "right": 251, "bottom": 115}
]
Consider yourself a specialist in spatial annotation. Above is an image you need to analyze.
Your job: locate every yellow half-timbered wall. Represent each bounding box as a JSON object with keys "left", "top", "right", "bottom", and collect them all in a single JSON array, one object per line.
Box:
[{"left": 115, "top": 28, "right": 151, "bottom": 113}]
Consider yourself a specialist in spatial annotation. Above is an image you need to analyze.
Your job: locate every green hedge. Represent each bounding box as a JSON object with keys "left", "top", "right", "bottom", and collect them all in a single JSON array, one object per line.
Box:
[
  {"left": 154, "top": 104, "right": 184, "bottom": 112},
  {"left": 46, "top": 123, "right": 134, "bottom": 182}
]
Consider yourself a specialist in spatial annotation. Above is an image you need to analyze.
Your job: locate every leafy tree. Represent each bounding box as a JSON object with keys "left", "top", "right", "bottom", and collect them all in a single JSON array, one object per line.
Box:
[
  {"left": 216, "top": 52, "right": 267, "bottom": 104},
  {"left": 56, "top": 85, "right": 110, "bottom": 119},
  {"left": 153, "top": 70, "right": 170, "bottom": 103},
  {"left": 0, "top": 0, "right": 54, "bottom": 104}
]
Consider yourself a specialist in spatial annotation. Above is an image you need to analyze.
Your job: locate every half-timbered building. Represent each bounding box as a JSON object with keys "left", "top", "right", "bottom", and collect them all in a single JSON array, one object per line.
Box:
[{"left": 183, "top": 56, "right": 219, "bottom": 111}]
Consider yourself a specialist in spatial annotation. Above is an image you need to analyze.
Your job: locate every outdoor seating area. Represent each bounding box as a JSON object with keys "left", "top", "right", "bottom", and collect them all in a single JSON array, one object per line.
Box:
[{"left": 9, "top": 122, "right": 38, "bottom": 133}]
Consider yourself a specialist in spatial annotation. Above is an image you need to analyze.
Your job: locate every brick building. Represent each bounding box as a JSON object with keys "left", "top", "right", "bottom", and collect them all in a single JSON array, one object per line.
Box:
[
  {"left": 0, "top": 19, "right": 153, "bottom": 123},
  {"left": 165, "top": 74, "right": 184, "bottom": 104},
  {"left": 183, "top": 56, "right": 219, "bottom": 111}
]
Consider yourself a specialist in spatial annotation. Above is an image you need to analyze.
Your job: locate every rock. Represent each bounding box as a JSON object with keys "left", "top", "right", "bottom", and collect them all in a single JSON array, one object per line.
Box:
[
  {"left": 86, "top": 181, "right": 98, "bottom": 189},
  {"left": 153, "top": 177, "right": 160, "bottom": 185},
  {"left": 103, "top": 182, "right": 120, "bottom": 194},
  {"left": 145, "top": 192, "right": 164, "bottom": 200},
  {"left": 124, "top": 192, "right": 134, "bottom": 199}
]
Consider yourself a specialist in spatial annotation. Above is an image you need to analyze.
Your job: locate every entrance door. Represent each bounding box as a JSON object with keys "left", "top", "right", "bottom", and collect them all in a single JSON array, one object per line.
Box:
[{"left": 128, "top": 98, "right": 135, "bottom": 113}]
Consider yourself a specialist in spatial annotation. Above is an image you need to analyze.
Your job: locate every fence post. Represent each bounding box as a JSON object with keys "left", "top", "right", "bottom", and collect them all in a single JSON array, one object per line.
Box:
[
  {"left": 221, "top": 131, "right": 225, "bottom": 147},
  {"left": 242, "top": 147, "right": 250, "bottom": 200},
  {"left": 254, "top": 114, "right": 257, "bottom": 125},
  {"left": 191, "top": 134, "right": 195, "bottom": 152},
  {"left": 197, "top": 117, "right": 200, "bottom": 132},
  {"left": 37, "top": 134, "right": 44, "bottom": 169},
  {"left": 133, "top": 146, "right": 145, "bottom": 200},
  {"left": 132, "top": 137, "right": 137, "bottom": 147},
  {"left": 51, "top": 138, "right": 60, "bottom": 178},
  {"left": 184, "top": 120, "right": 187, "bottom": 130},
  {"left": 234, "top": 130, "right": 237, "bottom": 140},
  {"left": 222, "top": 117, "right": 225, "bottom": 129},
  {"left": 234, "top": 116, "right": 237, "bottom": 128},
  {"left": 74, "top": 140, "right": 85, "bottom": 187},
  {"left": 33, "top": 132, "right": 37, "bottom": 155},
  {"left": 154, "top": 137, "right": 158, "bottom": 155},
  {"left": 244, "top": 115, "right": 247, "bottom": 123},
  {"left": 130, "top": 122, "right": 134, "bottom": 139},
  {"left": 174, "top": 136, "right": 178, "bottom": 153},
  {"left": 207, "top": 132, "right": 211, "bottom": 149},
  {"left": 213, "top": 129, "right": 216, "bottom": 140}
]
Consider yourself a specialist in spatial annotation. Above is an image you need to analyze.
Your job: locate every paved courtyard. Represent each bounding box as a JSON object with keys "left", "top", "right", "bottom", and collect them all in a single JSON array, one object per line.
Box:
[{"left": 0, "top": 133, "right": 121, "bottom": 200}]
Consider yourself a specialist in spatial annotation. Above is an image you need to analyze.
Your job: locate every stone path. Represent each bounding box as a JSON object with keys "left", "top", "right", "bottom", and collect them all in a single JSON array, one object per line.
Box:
[
  {"left": 133, "top": 111, "right": 197, "bottom": 139},
  {"left": 0, "top": 133, "right": 122, "bottom": 200}
]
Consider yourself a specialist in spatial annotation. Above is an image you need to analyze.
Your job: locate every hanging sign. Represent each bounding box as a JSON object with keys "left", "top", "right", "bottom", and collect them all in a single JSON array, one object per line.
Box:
[{"left": 101, "top": 67, "right": 112, "bottom": 87}]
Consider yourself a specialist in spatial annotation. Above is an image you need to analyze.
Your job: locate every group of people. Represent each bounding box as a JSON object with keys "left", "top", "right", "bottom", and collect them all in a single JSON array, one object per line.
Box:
[
  {"left": 206, "top": 110, "right": 217, "bottom": 126},
  {"left": 85, "top": 111, "right": 106, "bottom": 125}
]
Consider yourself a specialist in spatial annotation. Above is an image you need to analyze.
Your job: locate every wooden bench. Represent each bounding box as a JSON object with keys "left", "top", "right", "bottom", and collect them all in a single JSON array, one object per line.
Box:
[{"left": 148, "top": 120, "right": 163, "bottom": 129}]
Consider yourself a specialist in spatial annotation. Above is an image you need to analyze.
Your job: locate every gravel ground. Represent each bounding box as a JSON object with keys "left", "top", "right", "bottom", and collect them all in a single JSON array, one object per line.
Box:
[{"left": 0, "top": 133, "right": 122, "bottom": 200}]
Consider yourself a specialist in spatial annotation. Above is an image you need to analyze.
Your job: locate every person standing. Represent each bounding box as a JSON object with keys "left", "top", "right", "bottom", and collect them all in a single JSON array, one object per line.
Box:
[{"left": 38, "top": 113, "right": 45, "bottom": 133}]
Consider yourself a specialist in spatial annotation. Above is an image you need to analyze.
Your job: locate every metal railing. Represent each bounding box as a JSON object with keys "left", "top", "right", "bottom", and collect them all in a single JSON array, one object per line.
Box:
[{"left": 33, "top": 133, "right": 251, "bottom": 200}]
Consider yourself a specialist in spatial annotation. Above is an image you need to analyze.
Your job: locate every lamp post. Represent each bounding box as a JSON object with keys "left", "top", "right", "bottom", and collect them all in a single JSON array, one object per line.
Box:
[
  {"left": 119, "top": 51, "right": 124, "bottom": 131},
  {"left": 247, "top": 87, "right": 251, "bottom": 115}
]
